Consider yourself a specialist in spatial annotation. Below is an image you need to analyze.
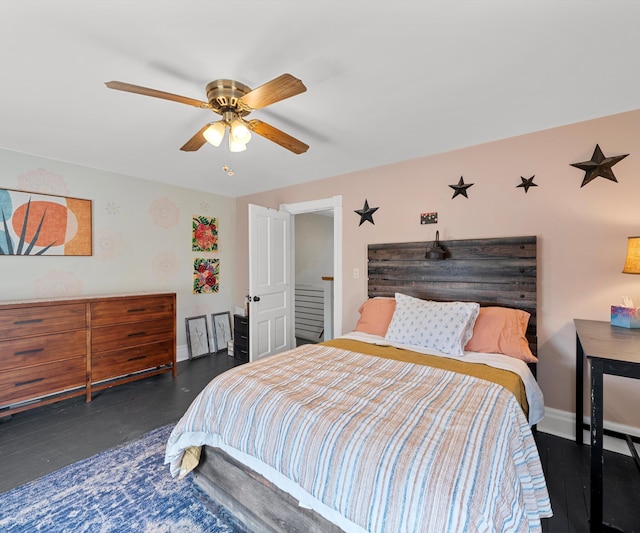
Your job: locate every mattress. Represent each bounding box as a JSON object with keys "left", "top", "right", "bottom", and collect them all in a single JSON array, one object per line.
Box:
[{"left": 165, "top": 337, "right": 550, "bottom": 532}]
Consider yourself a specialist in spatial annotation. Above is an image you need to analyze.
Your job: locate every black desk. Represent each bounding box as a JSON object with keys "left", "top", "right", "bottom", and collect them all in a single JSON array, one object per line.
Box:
[{"left": 574, "top": 319, "right": 640, "bottom": 532}]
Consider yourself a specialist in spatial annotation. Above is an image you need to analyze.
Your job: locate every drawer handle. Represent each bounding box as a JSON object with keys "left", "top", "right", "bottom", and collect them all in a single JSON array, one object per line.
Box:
[
  {"left": 14, "top": 318, "right": 43, "bottom": 325},
  {"left": 127, "top": 355, "right": 146, "bottom": 362},
  {"left": 127, "top": 331, "right": 147, "bottom": 337},
  {"left": 15, "top": 348, "right": 45, "bottom": 356},
  {"left": 15, "top": 377, "right": 45, "bottom": 387},
  {"left": 127, "top": 308, "right": 147, "bottom": 313}
]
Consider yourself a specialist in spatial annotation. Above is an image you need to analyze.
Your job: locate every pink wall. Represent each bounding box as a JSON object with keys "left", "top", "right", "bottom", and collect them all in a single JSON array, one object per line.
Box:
[{"left": 236, "top": 109, "right": 640, "bottom": 429}]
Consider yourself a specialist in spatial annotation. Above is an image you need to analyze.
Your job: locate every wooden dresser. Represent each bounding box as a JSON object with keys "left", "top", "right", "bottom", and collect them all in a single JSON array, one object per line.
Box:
[{"left": 0, "top": 292, "right": 176, "bottom": 417}]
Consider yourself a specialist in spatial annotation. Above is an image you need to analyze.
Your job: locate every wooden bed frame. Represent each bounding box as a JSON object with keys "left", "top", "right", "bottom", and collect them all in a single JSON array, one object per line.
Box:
[{"left": 193, "top": 235, "right": 538, "bottom": 532}]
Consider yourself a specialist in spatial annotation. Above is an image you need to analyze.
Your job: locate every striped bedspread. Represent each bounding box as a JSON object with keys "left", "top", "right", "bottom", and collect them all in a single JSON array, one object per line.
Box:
[{"left": 166, "top": 343, "right": 551, "bottom": 532}]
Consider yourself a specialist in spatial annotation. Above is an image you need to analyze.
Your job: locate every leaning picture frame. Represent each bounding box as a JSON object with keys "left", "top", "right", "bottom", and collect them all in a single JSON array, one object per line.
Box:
[
  {"left": 185, "top": 315, "right": 212, "bottom": 359},
  {"left": 212, "top": 311, "right": 232, "bottom": 354}
]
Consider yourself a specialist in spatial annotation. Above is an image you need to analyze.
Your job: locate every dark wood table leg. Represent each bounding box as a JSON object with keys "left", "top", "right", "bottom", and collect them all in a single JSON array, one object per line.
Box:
[
  {"left": 590, "top": 358, "right": 604, "bottom": 533},
  {"left": 577, "top": 333, "right": 585, "bottom": 445}
]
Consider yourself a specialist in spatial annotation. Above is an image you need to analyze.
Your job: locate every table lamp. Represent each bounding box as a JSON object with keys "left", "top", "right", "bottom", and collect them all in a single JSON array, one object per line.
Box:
[
  {"left": 622, "top": 236, "right": 640, "bottom": 274},
  {"left": 611, "top": 236, "right": 640, "bottom": 328}
]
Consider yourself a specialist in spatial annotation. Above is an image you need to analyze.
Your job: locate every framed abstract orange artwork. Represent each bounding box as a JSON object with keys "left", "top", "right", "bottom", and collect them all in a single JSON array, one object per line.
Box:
[{"left": 0, "top": 188, "right": 92, "bottom": 256}]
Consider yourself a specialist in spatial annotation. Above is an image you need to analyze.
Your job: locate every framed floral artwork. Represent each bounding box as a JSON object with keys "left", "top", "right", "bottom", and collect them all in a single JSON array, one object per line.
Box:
[
  {"left": 193, "top": 257, "right": 220, "bottom": 294},
  {"left": 0, "top": 188, "right": 92, "bottom": 256},
  {"left": 192, "top": 215, "right": 218, "bottom": 252}
]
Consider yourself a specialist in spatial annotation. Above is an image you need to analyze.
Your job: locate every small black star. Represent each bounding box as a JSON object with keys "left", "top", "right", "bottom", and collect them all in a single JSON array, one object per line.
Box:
[
  {"left": 570, "top": 144, "right": 628, "bottom": 187},
  {"left": 449, "top": 176, "right": 474, "bottom": 199},
  {"left": 517, "top": 175, "right": 538, "bottom": 193},
  {"left": 354, "top": 199, "right": 379, "bottom": 226}
]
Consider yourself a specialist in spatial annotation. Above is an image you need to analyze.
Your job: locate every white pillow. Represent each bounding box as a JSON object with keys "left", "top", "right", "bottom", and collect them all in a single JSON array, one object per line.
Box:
[{"left": 384, "top": 293, "right": 480, "bottom": 356}]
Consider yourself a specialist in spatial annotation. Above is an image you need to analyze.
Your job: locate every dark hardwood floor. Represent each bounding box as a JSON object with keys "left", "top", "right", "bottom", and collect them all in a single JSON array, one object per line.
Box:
[
  {"left": 0, "top": 352, "right": 243, "bottom": 494},
  {"left": 1, "top": 353, "right": 639, "bottom": 532},
  {"left": 537, "top": 431, "right": 640, "bottom": 532}
]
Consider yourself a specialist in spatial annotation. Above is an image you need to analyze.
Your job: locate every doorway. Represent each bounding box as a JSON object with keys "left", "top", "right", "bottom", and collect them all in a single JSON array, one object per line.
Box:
[
  {"left": 293, "top": 211, "right": 333, "bottom": 345},
  {"left": 280, "top": 195, "right": 343, "bottom": 345}
]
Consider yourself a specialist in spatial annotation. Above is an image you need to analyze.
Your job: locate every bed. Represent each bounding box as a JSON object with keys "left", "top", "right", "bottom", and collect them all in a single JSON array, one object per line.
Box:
[{"left": 165, "top": 236, "right": 552, "bottom": 532}]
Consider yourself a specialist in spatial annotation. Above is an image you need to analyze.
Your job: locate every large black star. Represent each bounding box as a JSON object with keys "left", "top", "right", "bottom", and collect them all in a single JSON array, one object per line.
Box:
[
  {"left": 570, "top": 144, "right": 628, "bottom": 187},
  {"left": 517, "top": 175, "right": 538, "bottom": 193},
  {"left": 354, "top": 199, "right": 379, "bottom": 226},
  {"left": 449, "top": 176, "right": 474, "bottom": 199}
]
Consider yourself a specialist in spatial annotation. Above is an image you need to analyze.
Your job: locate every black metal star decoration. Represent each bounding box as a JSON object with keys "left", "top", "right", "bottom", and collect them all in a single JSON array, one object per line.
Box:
[
  {"left": 570, "top": 144, "right": 628, "bottom": 187},
  {"left": 449, "top": 176, "right": 474, "bottom": 199},
  {"left": 517, "top": 175, "right": 538, "bottom": 193},
  {"left": 354, "top": 199, "right": 379, "bottom": 226}
]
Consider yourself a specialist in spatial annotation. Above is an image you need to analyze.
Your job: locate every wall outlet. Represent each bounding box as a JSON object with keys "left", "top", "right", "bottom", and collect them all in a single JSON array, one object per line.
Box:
[
  {"left": 420, "top": 212, "right": 438, "bottom": 224},
  {"left": 353, "top": 268, "right": 360, "bottom": 279}
]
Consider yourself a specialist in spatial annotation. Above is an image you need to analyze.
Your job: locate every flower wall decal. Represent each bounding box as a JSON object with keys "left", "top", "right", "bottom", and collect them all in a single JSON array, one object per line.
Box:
[
  {"left": 94, "top": 229, "right": 127, "bottom": 261},
  {"left": 148, "top": 196, "right": 180, "bottom": 229},
  {"left": 17, "top": 168, "right": 70, "bottom": 196},
  {"left": 34, "top": 270, "right": 84, "bottom": 297},
  {"left": 105, "top": 202, "right": 121, "bottom": 215},
  {"left": 152, "top": 251, "right": 180, "bottom": 281}
]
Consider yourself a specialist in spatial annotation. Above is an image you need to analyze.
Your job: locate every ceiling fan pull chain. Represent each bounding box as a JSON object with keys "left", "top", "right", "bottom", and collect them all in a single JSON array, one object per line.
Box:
[{"left": 221, "top": 130, "right": 234, "bottom": 176}]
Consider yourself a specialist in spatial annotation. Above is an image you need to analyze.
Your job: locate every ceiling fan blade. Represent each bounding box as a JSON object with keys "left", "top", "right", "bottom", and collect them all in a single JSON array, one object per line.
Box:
[
  {"left": 249, "top": 120, "right": 309, "bottom": 154},
  {"left": 180, "top": 124, "right": 210, "bottom": 152},
  {"left": 239, "top": 74, "right": 306, "bottom": 110},
  {"left": 105, "top": 81, "right": 212, "bottom": 109}
]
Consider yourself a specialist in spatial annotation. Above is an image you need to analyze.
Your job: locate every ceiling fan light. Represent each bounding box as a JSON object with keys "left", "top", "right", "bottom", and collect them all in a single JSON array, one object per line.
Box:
[
  {"left": 230, "top": 118, "right": 251, "bottom": 144},
  {"left": 229, "top": 137, "right": 247, "bottom": 152},
  {"left": 203, "top": 121, "right": 226, "bottom": 147}
]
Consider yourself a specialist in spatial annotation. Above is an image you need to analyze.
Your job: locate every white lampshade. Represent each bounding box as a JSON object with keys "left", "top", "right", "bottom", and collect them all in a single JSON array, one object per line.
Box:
[
  {"left": 622, "top": 236, "right": 640, "bottom": 274},
  {"left": 203, "top": 122, "right": 226, "bottom": 147},
  {"left": 230, "top": 118, "right": 251, "bottom": 145},
  {"left": 229, "top": 137, "right": 247, "bottom": 152}
]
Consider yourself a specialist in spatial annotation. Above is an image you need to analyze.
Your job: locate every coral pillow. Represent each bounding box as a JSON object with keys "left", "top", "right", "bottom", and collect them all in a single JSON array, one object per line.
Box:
[
  {"left": 354, "top": 297, "right": 396, "bottom": 337},
  {"left": 465, "top": 306, "right": 537, "bottom": 362}
]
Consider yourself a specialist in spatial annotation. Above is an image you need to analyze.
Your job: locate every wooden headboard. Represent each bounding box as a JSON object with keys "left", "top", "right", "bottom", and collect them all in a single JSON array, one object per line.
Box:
[{"left": 367, "top": 236, "right": 537, "bottom": 357}]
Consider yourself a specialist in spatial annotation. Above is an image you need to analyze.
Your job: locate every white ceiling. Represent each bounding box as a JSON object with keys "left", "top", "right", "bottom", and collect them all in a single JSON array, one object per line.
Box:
[{"left": 1, "top": 1, "right": 639, "bottom": 198}]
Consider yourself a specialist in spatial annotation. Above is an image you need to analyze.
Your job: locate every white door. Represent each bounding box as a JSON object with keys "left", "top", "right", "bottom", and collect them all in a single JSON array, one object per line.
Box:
[{"left": 248, "top": 204, "right": 293, "bottom": 361}]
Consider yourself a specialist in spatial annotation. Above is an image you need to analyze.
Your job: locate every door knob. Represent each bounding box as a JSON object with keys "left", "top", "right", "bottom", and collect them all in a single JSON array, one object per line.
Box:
[{"left": 253, "top": 296, "right": 261, "bottom": 302}]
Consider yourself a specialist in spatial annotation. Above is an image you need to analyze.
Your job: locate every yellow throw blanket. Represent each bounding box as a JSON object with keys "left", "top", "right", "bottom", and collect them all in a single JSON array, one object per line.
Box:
[{"left": 323, "top": 338, "right": 529, "bottom": 419}]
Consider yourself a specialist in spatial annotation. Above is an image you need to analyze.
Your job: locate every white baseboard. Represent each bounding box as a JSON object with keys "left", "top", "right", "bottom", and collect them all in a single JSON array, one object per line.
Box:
[
  {"left": 538, "top": 407, "right": 640, "bottom": 456},
  {"left": 177, "top": 344, "right": 189, "bottom": 363}
]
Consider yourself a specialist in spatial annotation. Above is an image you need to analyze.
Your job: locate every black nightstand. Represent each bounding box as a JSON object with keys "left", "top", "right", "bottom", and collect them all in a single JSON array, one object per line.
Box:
[
  {"left": 574, "top": 319, "right": 640, "bottom": 532},
  {"left": 233, "top": 314, "right": 249, "bottom": 362}
]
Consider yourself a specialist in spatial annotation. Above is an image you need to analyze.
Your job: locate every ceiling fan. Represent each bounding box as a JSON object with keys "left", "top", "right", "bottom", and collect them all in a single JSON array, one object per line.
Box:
[{"left": 105, "top": 74, "right": 309, "bottom": 154}]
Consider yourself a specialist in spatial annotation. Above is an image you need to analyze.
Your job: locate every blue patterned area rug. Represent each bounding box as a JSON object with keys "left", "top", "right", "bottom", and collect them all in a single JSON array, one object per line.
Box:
[{"left": 0, "top": 424, "right": 245, "bottom": 532}]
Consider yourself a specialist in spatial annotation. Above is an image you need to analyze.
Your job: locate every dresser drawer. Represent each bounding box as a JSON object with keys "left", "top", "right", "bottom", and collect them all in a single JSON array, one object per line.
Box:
[
  {"left": 0, "top": 358, "right": 86, "bottom": 406},
  {"left": 235, "top": 319, "right": 248, "bottom": 336},
  {"left": 0, "top": 304, "right": 86, "bottom": 339},
  {"left": 91, "top": 317, "right": 174, "bottom": 353},
  {"left": 233, "top": 344, "right": 249, "bottom": 363},
  {"left": 233, "top": 314, "right": 249, "bottom": 362},
  {"left": 0, "top": 330, "right": 87, "bottom": 370},
  {"left": 91, "top": 340, "right": 174, "bottom": 382},
  {"left": 234, "top": 315, "right": 248, "bottom": 341},
  {"left": 91, "top": 296, "right": 174, "bottom": 327}
]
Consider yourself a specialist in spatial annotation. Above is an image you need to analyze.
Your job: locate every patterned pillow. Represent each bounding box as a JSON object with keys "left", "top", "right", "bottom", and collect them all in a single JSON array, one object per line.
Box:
[{"left": 384, "top": 293, "right": 480, "bottom": 356}]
